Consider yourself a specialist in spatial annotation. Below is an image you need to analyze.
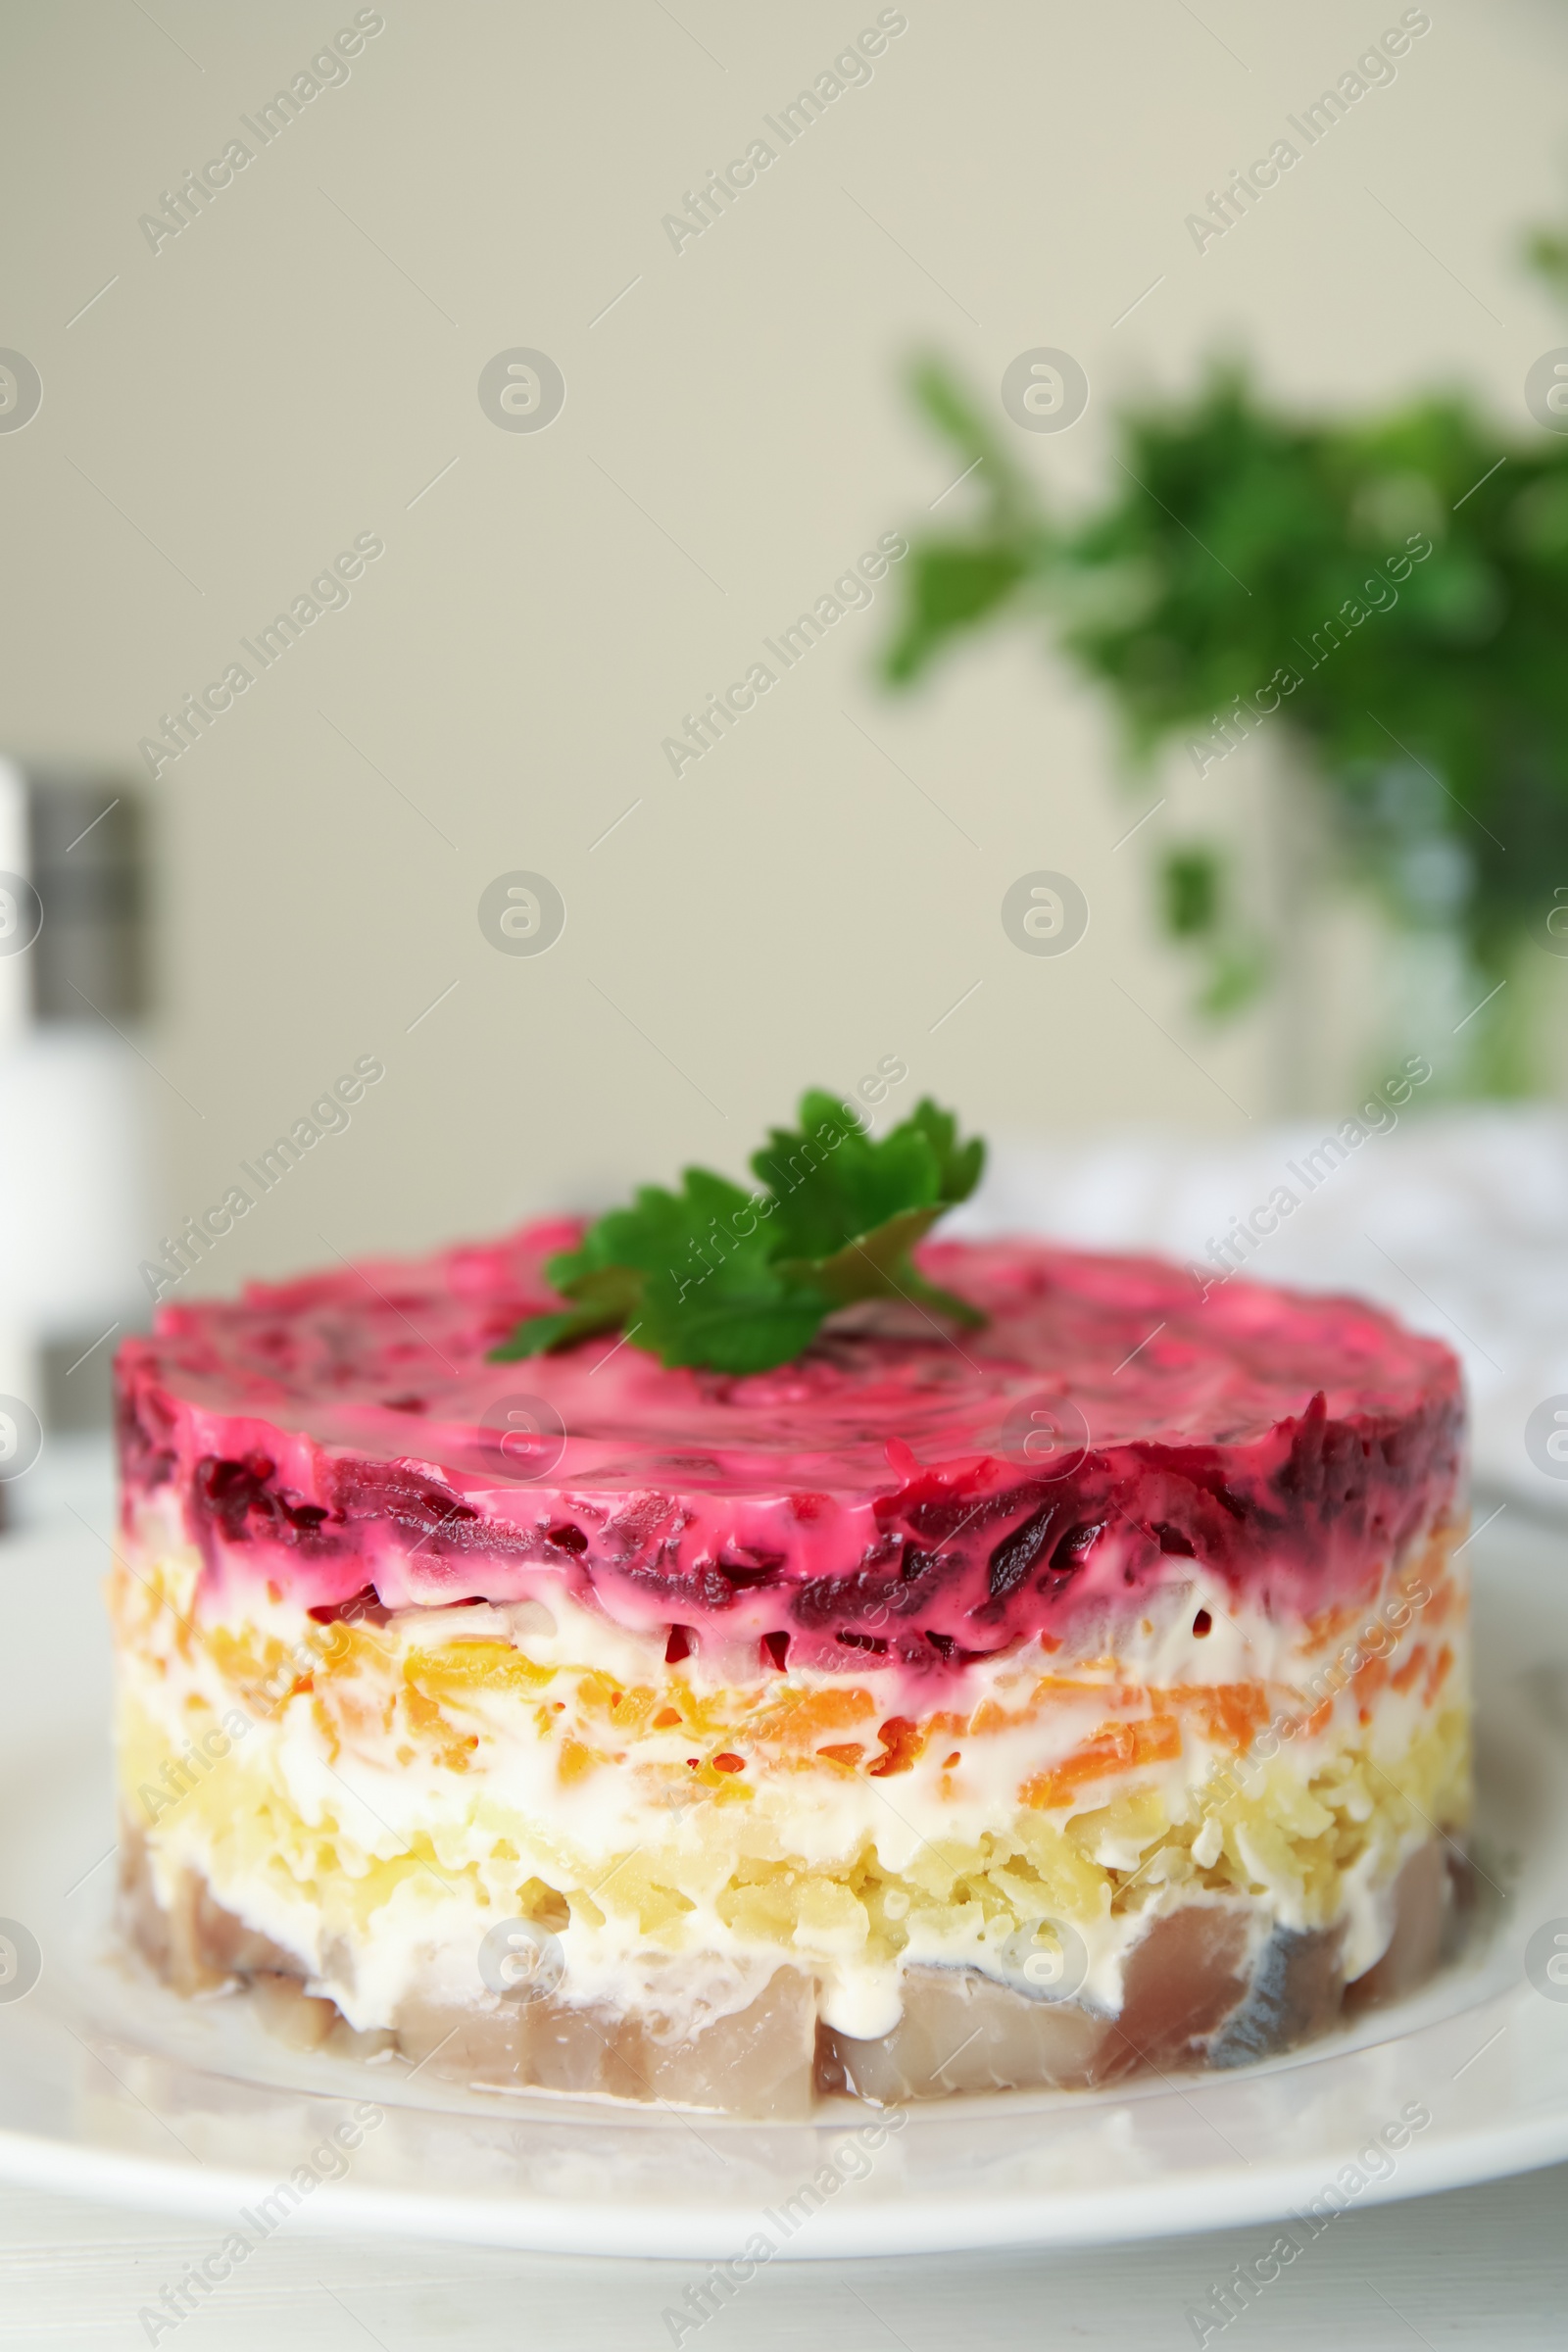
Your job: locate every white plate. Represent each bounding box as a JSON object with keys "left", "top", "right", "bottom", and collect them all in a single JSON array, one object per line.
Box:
[{"left": 2, "top": 1485, "right": 1566, "bottom": 2260}]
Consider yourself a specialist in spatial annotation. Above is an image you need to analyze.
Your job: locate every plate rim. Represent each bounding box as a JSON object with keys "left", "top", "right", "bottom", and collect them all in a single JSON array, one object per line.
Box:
[{"left": 1, "top": 2049, "right": 1565, "bottom": 2261}]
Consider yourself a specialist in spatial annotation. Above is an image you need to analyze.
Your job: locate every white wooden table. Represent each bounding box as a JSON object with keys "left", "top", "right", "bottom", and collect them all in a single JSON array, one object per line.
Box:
[{"left": 1, "top": 2160, "right": 1563, "bottom": 2348}]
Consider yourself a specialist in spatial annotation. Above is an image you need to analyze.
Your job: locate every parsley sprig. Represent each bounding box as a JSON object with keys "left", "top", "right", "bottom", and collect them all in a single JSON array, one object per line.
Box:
[{"left": 491, "top": 1092, "right": 986, "bottom": 1374}]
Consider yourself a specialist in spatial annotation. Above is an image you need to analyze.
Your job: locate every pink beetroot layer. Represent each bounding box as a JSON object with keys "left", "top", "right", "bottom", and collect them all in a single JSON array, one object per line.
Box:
[{"left": 114, "top": 1227, "right": 1463, "bottom": 1688}]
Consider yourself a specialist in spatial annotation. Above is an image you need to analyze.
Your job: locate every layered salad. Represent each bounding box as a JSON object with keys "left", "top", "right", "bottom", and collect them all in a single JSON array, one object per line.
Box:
[{"left": 111, "top": 1096, "right": 1469, "bottom": 2117}]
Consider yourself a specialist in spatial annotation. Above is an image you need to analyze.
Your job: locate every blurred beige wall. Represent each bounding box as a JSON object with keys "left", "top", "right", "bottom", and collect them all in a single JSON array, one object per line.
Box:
[{"left": 3, "top": 0, "right": 1566, "bottom": 1295}]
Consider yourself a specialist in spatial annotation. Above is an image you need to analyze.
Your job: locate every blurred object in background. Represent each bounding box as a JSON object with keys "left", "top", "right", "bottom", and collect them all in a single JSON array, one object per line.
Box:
[
  {"left": 26, "top": 774, "right": 149, "bottom": 1025},
  {"left": 954, "top": 1103, "right": 1568, "bottom": 1525},
  {"left": 0, "top": 760, "right": 149, "bottom": 1532},
  {"left": 883, "top": 350, "right": 1568, "bottom": 1105}
]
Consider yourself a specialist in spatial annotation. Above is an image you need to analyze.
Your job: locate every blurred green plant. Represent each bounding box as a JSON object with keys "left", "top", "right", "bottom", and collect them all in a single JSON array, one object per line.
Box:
[{"left": 883, "top": 355, "right": 1568, "bottom": 1058}]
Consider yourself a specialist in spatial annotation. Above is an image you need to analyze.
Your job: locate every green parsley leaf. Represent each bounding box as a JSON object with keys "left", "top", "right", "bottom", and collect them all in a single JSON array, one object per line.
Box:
[
  {"left": 592, "top": 1168, "right": 829, "bottom": 1374},
  {"left": 757, "top": 1093, "right": 986, "bottom": 1328},
  {"left": 778, "top": 1202, "right": 984, "bottom": 1329},
  {"left": 751, "top": 1091, "right": 943, "bottom": 1262},
  {"left": 906, "top": 1098, "right": 986, "bottom": 1206},
  {"left": 487, "top": 1263, "right": 640, "bottom": 1361},
  {"left": 490, "top": 1091, "right": 987, "bottom": 1371}
]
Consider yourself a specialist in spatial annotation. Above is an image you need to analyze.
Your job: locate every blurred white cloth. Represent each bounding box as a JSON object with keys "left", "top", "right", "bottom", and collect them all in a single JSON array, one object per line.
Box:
[{"left": 954, "top": 1106, "right": 1568, "bottom": 1522}]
